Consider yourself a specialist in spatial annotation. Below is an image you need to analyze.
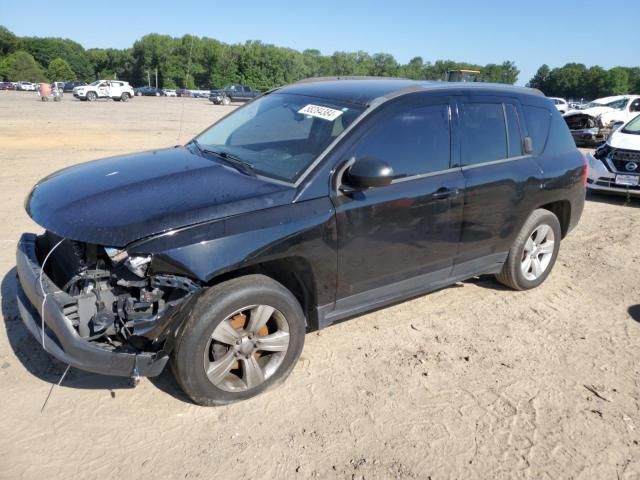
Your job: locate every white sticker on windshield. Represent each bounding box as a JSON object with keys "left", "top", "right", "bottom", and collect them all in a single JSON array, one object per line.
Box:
[{"left": 298, "top": 104, "right": 344, "bottom": 121}]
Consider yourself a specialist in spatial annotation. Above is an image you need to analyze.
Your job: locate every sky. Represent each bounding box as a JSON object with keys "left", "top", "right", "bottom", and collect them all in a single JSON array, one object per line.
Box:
[{"left": 2, "top": 0, "right": 639, "bottom": 85}]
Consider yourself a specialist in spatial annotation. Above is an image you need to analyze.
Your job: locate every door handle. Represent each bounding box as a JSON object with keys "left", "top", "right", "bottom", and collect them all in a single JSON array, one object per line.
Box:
[{"left": 432, "top": 187, "right": 458, "bottom": 200}]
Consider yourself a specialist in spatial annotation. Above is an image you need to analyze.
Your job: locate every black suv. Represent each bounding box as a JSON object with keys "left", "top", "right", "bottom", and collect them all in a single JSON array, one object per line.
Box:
[
  {"left": 16, "top": 79, "right": 585, "bottom": 405},
  {"left": 209, "top": 84, "right": 261, "bottom": 105}
]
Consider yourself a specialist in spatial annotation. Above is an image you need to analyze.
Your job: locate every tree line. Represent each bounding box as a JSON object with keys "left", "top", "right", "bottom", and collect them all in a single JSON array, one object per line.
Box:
[
  {"left": 527, "top": 63, "right": 640, "bottom": 100},
  {"left": 0, "top": 26, "right": 518, "bottom": 90},
  {"left": 2, "top": 25, "right": 638, "bottom": 99}
]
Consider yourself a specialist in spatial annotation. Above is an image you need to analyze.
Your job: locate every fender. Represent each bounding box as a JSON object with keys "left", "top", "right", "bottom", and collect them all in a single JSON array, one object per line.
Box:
[{"left": 128, "top": 197, "right": 338, "bottom": 308}]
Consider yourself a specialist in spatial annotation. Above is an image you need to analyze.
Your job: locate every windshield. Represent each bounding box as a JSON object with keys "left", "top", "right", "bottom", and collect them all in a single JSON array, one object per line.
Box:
[
  {"left": 605, "top": 98, "right": 629, "bottom": 110},
  {"left": 622, "top": 115, "right": 640, "bottom": 135},
  {"left": 194, "top": 93, "right": 365, "bottom": 182}
]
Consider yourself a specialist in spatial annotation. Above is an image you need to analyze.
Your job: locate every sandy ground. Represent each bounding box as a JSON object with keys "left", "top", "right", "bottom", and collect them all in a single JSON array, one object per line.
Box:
[{"left": 0, "top": 91, "right": 639, "bottom": 480}]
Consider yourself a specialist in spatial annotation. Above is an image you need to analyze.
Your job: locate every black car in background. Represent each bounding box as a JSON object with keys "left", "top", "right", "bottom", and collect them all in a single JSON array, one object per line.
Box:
[
  {"left": 16, "top": 78, "right": 585, "bottom": 406},
  {"left": 209, "top": 84, "right": 261, "bottom": 105},
  {"left": 134, "top": 86, "right": 165, "bottom": 96},
  {"left": 63, "top": 80, "right": 86, "bottom": 93}
]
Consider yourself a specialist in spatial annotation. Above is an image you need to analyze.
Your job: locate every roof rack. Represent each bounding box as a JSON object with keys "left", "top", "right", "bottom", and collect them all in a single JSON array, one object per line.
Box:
[{"left": 295, "top": 76, "right": 410, "bottom": 84}]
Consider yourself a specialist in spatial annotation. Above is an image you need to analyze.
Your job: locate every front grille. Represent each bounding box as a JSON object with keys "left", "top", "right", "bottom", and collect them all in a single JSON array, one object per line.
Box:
[{"left": 611, "top": 148, "right": 640, "bottom": 172}]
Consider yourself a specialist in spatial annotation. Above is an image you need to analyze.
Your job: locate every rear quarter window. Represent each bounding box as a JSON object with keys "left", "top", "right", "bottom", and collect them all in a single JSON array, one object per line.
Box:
[{"left": 522, "top": 105, "right": 552, "bottom": 155}]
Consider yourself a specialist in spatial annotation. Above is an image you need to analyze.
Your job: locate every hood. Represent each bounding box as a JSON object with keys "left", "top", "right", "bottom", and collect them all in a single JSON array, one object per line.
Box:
[
  {"left": 608, "top": 129, "right": 640, "bottom": 151},
  {"left": 26, "top": 146, "right": 295, "bottom": 247},
  {"left": 564, "top": 106, "right": 614, "bottom": 117}
]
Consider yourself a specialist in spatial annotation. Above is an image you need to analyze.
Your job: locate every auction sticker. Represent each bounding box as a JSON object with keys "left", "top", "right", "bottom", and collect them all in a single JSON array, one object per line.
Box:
[{"left": 298, "top": 104, "right": 344, "bottom": 121}]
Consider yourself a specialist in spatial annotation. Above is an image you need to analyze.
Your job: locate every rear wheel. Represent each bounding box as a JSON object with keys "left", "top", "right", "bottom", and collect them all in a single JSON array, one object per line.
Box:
[
  {"left": 172, "top": 275, "right": 306, "bottom": 406},
  {"left": 495, "top": 209, "right": 561, "bottom": 290}
]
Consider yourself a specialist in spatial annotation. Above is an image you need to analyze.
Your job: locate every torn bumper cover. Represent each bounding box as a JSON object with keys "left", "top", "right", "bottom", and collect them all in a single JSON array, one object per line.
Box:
[{"left": 16, "top": 233, "right": 169, "bottom": 377}]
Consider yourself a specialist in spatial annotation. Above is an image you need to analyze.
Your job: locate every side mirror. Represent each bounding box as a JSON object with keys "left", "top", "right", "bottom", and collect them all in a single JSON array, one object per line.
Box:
[
  {"left": 343, "top": 157, "right": 394, "bottom": 190},
  {"left": 523, "top": 136, "right": 534, "bottom": 155}
]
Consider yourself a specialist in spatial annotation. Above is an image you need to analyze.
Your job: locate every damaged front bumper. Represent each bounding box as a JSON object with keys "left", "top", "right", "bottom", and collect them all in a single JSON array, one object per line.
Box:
[
  {"left": 585, "top": 153, "right": 640, "bottom": 197},
  {"left": 16, "top": 233, "right": 170, "bottom": 377}
]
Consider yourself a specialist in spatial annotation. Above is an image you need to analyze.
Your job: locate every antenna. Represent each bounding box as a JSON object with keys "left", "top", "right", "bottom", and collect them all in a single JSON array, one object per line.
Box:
[{"left": 177, "top": 35, "right": 195, "bottom": 144}]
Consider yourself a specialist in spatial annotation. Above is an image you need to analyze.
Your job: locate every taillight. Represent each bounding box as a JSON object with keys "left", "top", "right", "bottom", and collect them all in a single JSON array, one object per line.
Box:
[{"left": 583, "top": 153, "right": 588, "bottom": 189}]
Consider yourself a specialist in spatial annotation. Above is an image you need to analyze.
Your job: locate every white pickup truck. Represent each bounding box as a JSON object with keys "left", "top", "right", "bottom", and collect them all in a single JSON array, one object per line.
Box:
[{"left": 73, "top": 80, "right": 135, "bottom": 102}]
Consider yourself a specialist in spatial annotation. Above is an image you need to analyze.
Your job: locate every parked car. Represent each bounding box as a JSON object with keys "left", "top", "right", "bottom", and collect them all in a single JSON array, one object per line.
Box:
[
  {"left": 135, "top": 86, "right": 165, "bottom": 97},
  {"left": 191, "top": 90, "right": 210, "bottom": 98},
  {"left": 209, "top": 84, "right": 261, "bottom": 105},
  {"left": 0, "top": 82, "right": 16, "bottom": 90},
  {"left": 550, "top": 97, "right": 569, "bottom": 114},
  {"left": 563, "top": 95, "right": 640, "bottom": 145},
  {"left": 16, "top": 78, "right": 585, "bottom": 405},
  {"left": 163, "top": 89, "right": 177, "bottom": 97},
  {"left": 16, "top": 81, "right": 37, "bottom": 91},
  {"left": 176, "top": 88, "right": 191, "bottom": 97},
  {"left": 73, "top": 80, "right": 134, "bottom": 101},
  {"left": 587, "top": 114, "right": 640, "bottom": 196},
  {"left": 63, "top": 80, "right": 86, "bottom": 93}
]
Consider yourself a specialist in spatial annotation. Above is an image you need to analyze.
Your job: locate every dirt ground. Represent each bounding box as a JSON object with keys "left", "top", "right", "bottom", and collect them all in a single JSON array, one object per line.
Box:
[{"left": 0, "top": 91, "right": 639, "bottom": 480}]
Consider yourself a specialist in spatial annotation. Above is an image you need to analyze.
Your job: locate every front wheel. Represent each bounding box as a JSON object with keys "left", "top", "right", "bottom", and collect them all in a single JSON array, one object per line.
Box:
[
  {"left": 495, "top": 209, "right": 561, "bottom": 290},
  {"left": 120, "top": 93, "right": 130, "bottom": 102},
  {"left": 86, "top": 91, "right": 97, "bottom": 102},
  {"left": 172, "top": 275, "right": 306, "bottom": 406}
]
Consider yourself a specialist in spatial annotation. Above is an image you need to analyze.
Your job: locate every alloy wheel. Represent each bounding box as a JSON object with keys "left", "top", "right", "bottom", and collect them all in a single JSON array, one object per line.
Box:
[
  {"left": 520, "top": 224, "right": 555, "bottom": 281},
  {"left": 204, "top": 305, "right": 290, "bottom": 392}
]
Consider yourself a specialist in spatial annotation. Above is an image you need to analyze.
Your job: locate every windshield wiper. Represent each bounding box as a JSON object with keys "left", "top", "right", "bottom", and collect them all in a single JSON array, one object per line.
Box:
[{"left": 192, "top": 141, "right": 256, "bottom": 176}]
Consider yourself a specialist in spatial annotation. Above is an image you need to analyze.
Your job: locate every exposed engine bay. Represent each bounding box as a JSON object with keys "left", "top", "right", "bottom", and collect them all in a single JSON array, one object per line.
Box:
[
  {"left": 37, "top": 231, "right": 200, "bottom": 353},
  {"left": 563, "top": 113, "right": 597, "bottom": 131}
]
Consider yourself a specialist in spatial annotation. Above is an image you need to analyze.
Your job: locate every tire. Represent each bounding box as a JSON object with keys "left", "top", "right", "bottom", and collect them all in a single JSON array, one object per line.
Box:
[
  {"left": 222, "top": 96, "right": 231, "bottom": 106},
  {"left": 172, "top": 274, "right": 306, "bottom": 406},
  {"left": 120, "top": 93, "right": 130, "bottom": 102},
  {"left": 86, "top": 91, "right": 97, "bottom": 102},
  {"left": 495, "top": 208, "right": 562, "bottom": 291}
]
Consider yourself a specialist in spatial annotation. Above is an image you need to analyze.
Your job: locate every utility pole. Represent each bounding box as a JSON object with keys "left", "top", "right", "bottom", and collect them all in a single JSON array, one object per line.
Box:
[
  {"left": 155, "top": 68, "right": 158, "bottom": 89},
  {"left": 146, "top": 70, "right": 150, "bottom": 87}
]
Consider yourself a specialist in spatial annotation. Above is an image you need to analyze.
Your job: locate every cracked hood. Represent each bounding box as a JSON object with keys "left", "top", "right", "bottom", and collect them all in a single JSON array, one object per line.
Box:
[
  {"left": 564, "top": 106, "right": 614, "bottom": 118},
  {"left": 26, "top": 146, "right": 295, "bottom": 247}
]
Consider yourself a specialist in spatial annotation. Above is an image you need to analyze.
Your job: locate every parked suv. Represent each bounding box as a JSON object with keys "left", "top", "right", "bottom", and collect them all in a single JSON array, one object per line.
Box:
[
  {"left": 73, "top": 80, "right": 134, "bottom": 101},
  {"left": 16, "top": 79, "right": 585, "bottom": 405}
]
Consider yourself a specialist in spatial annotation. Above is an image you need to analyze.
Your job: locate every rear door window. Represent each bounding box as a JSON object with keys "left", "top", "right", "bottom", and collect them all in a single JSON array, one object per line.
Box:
[
  {"left": 505, "top": 103, "right": 523, "bottom": 157},
  {"left": 522, "top": 105, "right": 552, "bottom": 155},
  {"left": 459, "top": 102, "right": 508, "bottom": 165}
]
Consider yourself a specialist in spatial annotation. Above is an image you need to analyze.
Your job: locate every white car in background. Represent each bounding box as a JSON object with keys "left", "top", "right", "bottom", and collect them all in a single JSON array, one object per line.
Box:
[
  {"left": 17, "top": 81, "right": 37, "bottom": 91},
  {"left": 563, "top": 95, "right": 640, "bottom": 145},
  {"left": 73, "top": 80, "right": 134, "bottom": 102},
  {"left": 550, "top": 97, "right": 569, "bottom": 114},
  {"left": 587, "top": 114, "right": 640, "bottom": 196},
  {"left": 163, "top": 89, "right": 177, "bottom": 97}
]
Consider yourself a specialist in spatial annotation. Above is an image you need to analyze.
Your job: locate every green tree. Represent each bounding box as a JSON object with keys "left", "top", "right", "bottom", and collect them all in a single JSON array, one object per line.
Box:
[
  {"left": 47, "top": 57, "right": 75, "bottom": 81},
  {"left": 20, "top": 36, "right": 93, "bottom": 80},
  {"left": 606, "top": 67, "right": 630, "bottom": 95},
  {"left": 527, "top": 64, "right": 550, "bottom": 91},
  {"left": 0, "top": 25, "right": 19, "bottom": 56},
  {"left": 0, "top": 50, "right": 46, "bottom": 81}
]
